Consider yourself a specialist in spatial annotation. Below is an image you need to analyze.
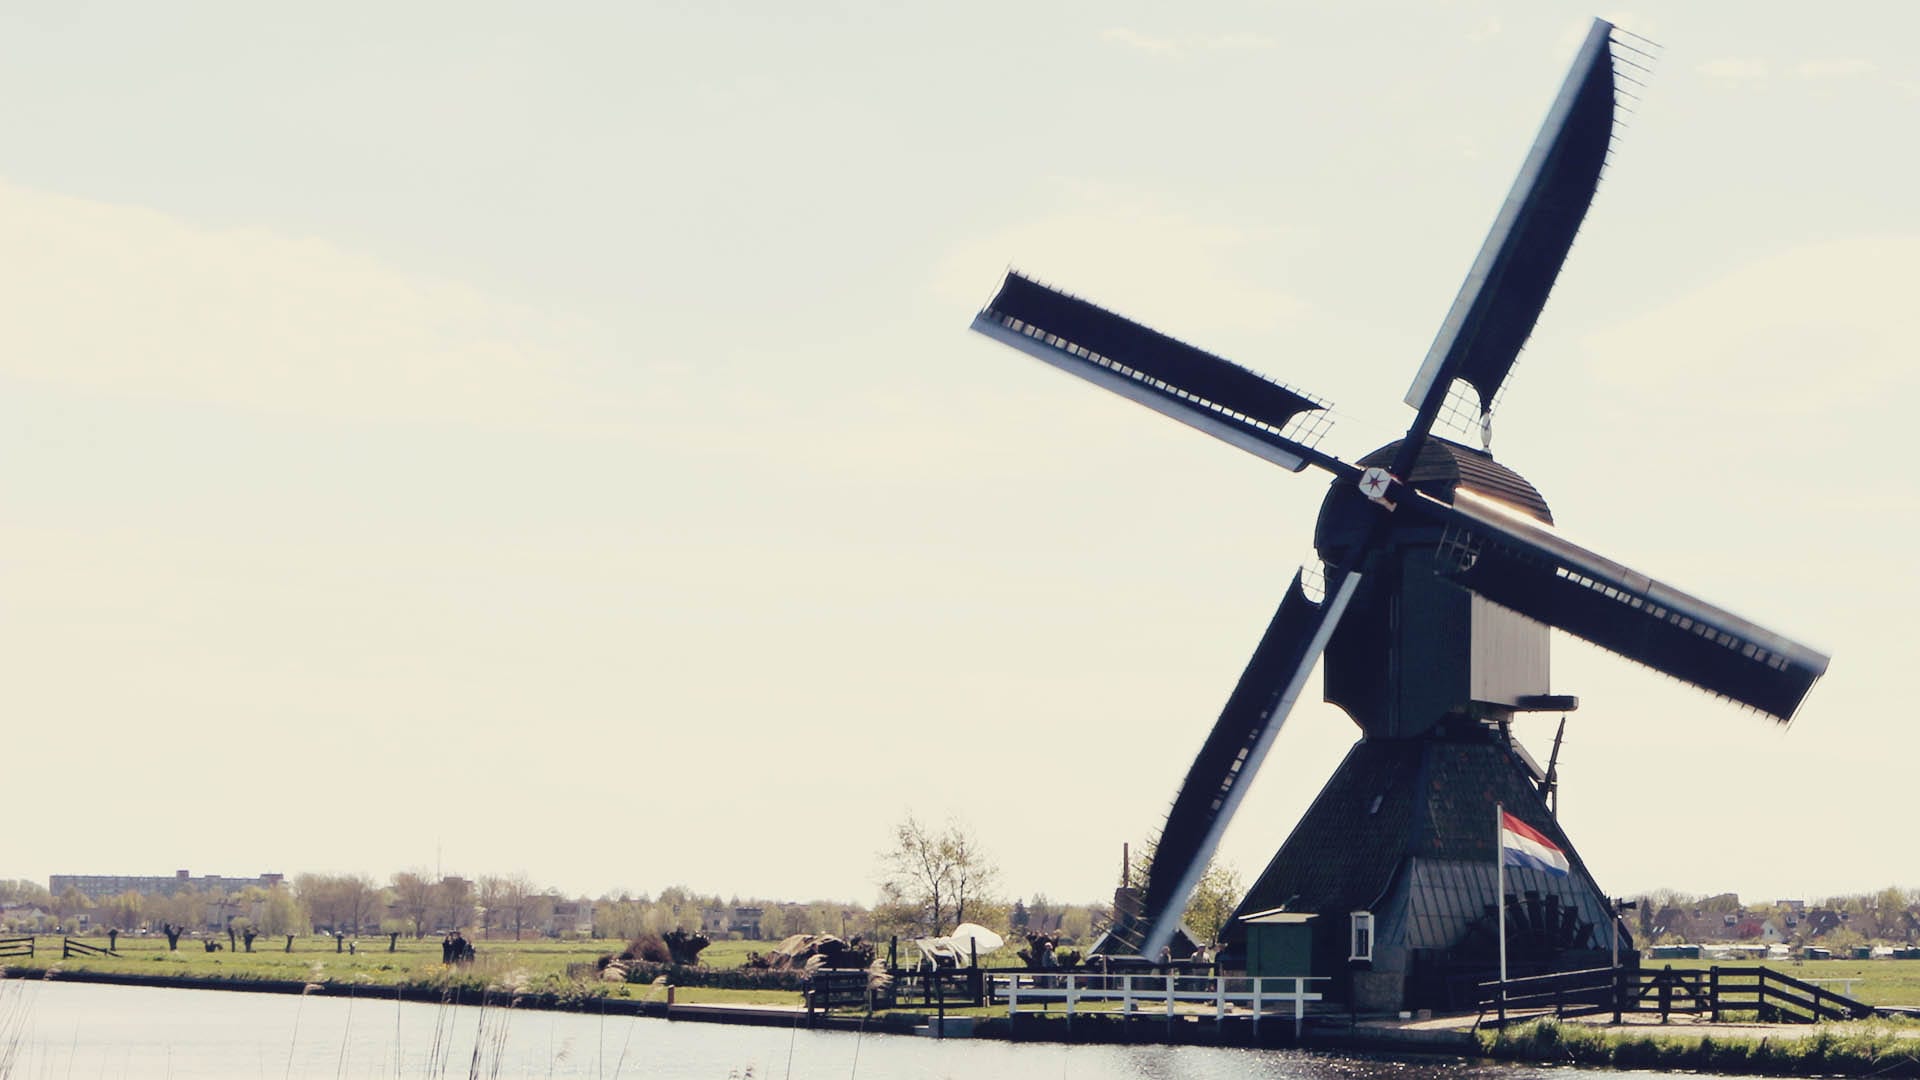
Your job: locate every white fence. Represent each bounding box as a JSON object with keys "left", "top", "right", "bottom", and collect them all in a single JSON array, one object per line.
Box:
[{"left": 991, "top": 973, "right": 1326, "bottom": 1036}]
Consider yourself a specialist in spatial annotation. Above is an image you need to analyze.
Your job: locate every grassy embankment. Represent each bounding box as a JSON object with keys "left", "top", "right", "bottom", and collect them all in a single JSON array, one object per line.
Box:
[
  {"left": 1480, "top": 1017, "right": 1920, "bottom": 1076},
  {"left": 0, "top": 933, "right": 796, "bottom": 1006}
]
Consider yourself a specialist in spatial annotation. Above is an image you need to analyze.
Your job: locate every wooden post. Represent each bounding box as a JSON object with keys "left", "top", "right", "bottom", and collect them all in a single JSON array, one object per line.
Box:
[
  {"left": 1659, "top": 965, "right": 1672, "bottom": 1022},
  {"left": 1007, "top": 975, "right": 1018, "bottom": 1019},
  {"left": 970, "top": 939, "right": 981, "bottom": 1006},
  {"left": 1710, "top": 966, "right": 1720, "bottom": 1022},
  {"left": 1294, "top": 977, "right": 1306, "bottom": 1040},
  {"left": 1252, "top": 976, "right": 1262, "bottom": 1037},
  {"left": 1612, "top": 964, "right": 1623, "bottom": 1024}
]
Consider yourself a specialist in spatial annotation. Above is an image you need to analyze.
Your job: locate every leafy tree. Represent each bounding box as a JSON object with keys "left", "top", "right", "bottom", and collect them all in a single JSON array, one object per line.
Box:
[
  {"left": 1127, "top": 840, "right": 1244, "bottom": 944},
  {"left": 0, "top": 880, "right": 51, "bottom": 907},
  {"left": 53, "top": 886, "right": 92, "bottom": 926},
  {"left": 1058, "top": 905, "right": 1094, "bottom": 944},
  {"left": 102, "top": 890, "right": 144, "bottom": 931},
  {"left": 1183, "top": 861, "right": 1244, "bottom": 946},
  {"left": 758, "top": 902, "right": 790, "bottom": 942},
  {"left": 259, "top": 885, "right": 302, "bottom": 937}
]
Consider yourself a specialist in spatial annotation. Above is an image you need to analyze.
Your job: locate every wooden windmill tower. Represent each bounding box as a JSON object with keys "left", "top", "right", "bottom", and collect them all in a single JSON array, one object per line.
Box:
[{"left": 965, "top": 19, "right": 1829, "bottom": 1010}]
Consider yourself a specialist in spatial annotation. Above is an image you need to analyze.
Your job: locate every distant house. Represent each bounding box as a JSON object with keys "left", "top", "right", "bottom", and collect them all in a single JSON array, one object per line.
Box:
[
  {"left": 547, "top": 901, "right": 593, "bottom": 937},
  {"left": 697, "top": 906, "right": 769, "bottom": 939},
  {"left": 731, "top": 907, "right": 765, "bottom": 940}
]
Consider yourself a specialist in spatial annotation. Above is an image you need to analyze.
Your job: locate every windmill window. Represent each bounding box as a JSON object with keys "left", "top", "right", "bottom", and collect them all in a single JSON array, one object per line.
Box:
[{"left": 1350, "top": 911, "right": 1375, "bottom": 961}]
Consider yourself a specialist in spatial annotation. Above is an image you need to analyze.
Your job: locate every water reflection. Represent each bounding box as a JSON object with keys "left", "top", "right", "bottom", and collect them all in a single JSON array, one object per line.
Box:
[{"left": 2, "top": 979, "right": 1629, "bottom": 1079}]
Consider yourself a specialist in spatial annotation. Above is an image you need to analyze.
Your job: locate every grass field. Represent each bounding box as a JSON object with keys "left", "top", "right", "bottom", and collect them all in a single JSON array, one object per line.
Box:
[
  {"left": 4, "top": 933, "right": 619, "bottom": 991},
  {"left": 1641, "top": 958, "right": 1920, "bottom": 1007},
  {"left": 1, "top": 933, "right": 822, "bottom": 1004}
]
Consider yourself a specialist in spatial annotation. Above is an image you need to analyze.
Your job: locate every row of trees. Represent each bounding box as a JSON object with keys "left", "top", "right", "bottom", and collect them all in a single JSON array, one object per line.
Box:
[{"left": 0, "top": 874, "right": 891, "bottom": 943}]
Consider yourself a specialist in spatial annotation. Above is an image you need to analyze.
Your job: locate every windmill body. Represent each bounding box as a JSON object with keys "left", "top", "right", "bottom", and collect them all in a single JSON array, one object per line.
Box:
[
  {"left": 1238, "top": 438, "right": 1612, "bottom": 1011},
  {"left": 965, "top": 19, "right": 1829, "bottom": 1012}
]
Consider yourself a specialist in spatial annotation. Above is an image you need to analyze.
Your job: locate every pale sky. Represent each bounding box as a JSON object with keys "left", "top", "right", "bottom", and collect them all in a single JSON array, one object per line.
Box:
[{"left": 2, "top": 1, "right": 1915, "bottom": 910}]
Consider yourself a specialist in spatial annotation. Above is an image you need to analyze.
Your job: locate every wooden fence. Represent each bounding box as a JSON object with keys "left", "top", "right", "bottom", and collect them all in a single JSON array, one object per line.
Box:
[
  {"left": 1475, "top": 964, "right": 1881, "bottom": 1027},
  {"left": 991, "top": 972, "right": 1325, "bottom": 1037},
  {"left": 0, "top": 935, "right": 32, "bottom": 959},
  {"left": 61, "top": 937, "right": 119, "bottom": 959}
]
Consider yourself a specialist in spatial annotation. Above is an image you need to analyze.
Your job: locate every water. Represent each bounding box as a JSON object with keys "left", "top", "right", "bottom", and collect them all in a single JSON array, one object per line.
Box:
[{"left": 0, "top": 980, "right": 1629, "bottom": 1079}]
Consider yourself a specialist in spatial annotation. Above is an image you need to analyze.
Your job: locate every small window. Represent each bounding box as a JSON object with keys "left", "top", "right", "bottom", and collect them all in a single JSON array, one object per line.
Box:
[{"left": 1350, "top": 911, "right": 1375, "bottom": 962}]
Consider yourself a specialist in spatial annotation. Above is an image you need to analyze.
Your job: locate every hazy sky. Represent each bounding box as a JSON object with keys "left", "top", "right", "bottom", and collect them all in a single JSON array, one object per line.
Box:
[{"left": 2, "top": 1, "right": 1915, "bottom": 910}]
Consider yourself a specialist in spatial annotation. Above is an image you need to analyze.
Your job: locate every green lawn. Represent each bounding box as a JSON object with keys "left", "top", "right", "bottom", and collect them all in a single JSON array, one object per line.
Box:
[
  {"left": 1644, "top": 958, "right": 1920, "bottom": 1008},
  {"left": 4, "top": 933, "right": 618, "bottom": 991},
  {"left": 1, "top": 932, "right": 826, "bottom": 1000}
]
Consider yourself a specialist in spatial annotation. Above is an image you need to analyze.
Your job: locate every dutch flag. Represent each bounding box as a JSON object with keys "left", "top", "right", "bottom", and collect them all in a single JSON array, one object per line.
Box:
[{"left": 1499, "top": 809, "right": 1571, "bottom": 877}]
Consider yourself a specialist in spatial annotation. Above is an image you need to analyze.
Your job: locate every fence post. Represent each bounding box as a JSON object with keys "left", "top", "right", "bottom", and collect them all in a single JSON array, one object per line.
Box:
[
  {"left": 1659, "top": 965, "right": 1672, "bottom": 1022},
  {"left": 1294, "top": 977, "right": 1306, "bottom": 1039},
  {"left": 1007, "top": 975, "right": 1018, "bottom": 1019},
  {"left": 1215, "top": 974, "right": 1226, "bottom": 1025},
  {"left": 1710, "top": 966, "right": 1720, "bottom": 1022},
  {"left": 1166, "top": 971, "right": 1176, "bottom": 1020},
  {"left": 1612, "top": 964, "right": 1623, "bottom": 1025},
  {"left": 1252, "top": 977, "right": 1262, "bottom": 1037},
  {"left": 1122, "top": 974, "right": 1134, "bottom": 1018}
]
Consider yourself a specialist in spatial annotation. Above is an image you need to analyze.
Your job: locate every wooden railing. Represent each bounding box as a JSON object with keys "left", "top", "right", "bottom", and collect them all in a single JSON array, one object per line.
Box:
[
  {"left": 1475, "top": 964, "right": 1882, "bottom": 1027},
  {"left": 991, "top": 972, "right": 1325, "bottom": 1037},
  {"left": 1705, "top": 966, "right": 1877, "bottom": 1023},
  {"left": 0, "top": 935, "right": 33, "bottom": 958},
  {"left": 804, "top": 969, "right": 893, "bottom": 1017},
  {"left": 61, "top": 937, "right": 119, "bottom": 959}
]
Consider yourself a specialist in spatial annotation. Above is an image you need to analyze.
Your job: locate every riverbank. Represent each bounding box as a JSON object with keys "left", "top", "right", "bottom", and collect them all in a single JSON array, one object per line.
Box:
[
  {"left": 13, "top": 963, "right": 1920, "bottom": 1076},
  {"left": 1479, "top": 1015, "right": 1920, "bottom": 1076}
]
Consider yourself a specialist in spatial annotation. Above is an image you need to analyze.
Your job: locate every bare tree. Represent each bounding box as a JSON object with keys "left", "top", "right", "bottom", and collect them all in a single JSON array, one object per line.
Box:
[
  {"left": 390, "top": 871, "right": 435, "bottom": 938},
  {"left": 477, "top": 876, "right": 506, "bottom": 939},
  {"left": 878, "top": 815, "right": 999, "bottom": 938},
  {"left": 339, "top": 875, "right": 380, "bottom": 934},
  {"left": 477, "top": 873, "right": 541, "bottom": 940},
  {"left": 435, "top": 876, "right": 475, "bottom": 933}
]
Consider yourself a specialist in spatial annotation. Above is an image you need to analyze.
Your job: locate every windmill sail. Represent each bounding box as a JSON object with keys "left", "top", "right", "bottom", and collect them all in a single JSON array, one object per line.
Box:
[
  {"left": 1402, "top": 18, "right": 1623, "bottom": 427},
  {"left": 971, "top": 273, "right": 1336, "bottom": 473},
  {"left": 1431, "top": 488, "right": 1829, "bottom": 722},
  {"left": 1129, "top": 568, "right": 1363, "bottom": 960}
]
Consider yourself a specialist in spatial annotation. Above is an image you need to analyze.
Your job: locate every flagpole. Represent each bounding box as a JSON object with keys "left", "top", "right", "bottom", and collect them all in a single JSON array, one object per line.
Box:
[{"left": 1496, "top": 802, "right": 1507, "bottom": 988}]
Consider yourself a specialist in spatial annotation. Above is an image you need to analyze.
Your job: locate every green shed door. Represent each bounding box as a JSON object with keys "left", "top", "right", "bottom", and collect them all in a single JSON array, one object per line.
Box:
[{"left": 1246, "top": 922, "right": 1313, "bottom": 978}]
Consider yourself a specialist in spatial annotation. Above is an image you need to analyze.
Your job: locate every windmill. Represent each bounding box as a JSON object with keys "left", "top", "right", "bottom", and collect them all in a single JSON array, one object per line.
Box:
[{"left": 965, "top": 19, "right": 1829, "bottom": 1009}]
